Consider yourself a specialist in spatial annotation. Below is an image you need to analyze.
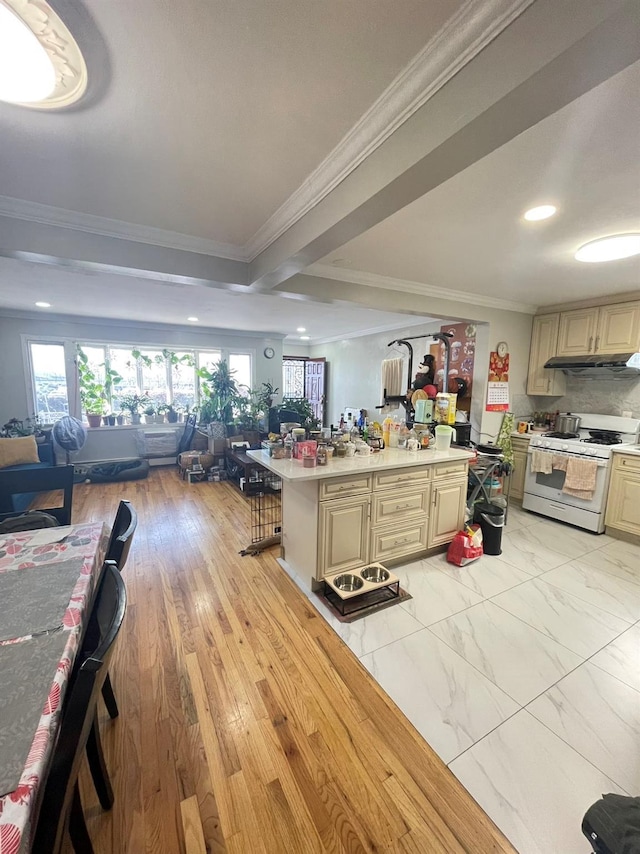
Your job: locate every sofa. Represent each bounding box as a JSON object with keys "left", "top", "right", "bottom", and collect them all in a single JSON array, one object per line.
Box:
[{"left": 0, "top": 431, "right": 56, "bottom": 515}]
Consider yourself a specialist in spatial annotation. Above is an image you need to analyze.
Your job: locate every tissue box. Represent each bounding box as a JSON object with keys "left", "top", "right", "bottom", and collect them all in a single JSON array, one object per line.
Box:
[{"left": 293, "top": 440, "right": 317, "bottom": 460}]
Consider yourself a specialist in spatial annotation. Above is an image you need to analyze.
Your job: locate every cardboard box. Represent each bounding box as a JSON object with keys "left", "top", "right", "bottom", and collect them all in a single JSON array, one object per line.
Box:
[{"left": 208, "top": 437, "right": 227, "bottom": 454}]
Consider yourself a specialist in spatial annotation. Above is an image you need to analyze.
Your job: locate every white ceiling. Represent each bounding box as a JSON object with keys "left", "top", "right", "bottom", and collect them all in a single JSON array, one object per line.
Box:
[
  {"left": 0, "top": 0, "right": 459, "bottom": 247},
  {"left": 0, "top": 0, "right": 637, "bottom": 334},
  {"left": 0, "top": 255, "right": 433, "bottom": 342},
  {"left": 318, "top": 60, "right": 640, "bottom": 306}
]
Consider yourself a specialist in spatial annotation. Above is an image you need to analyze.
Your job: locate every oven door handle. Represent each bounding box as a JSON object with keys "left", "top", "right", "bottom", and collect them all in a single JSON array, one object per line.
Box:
[{"left": 526, "top": 451, "right": 608, "bottom": 467}]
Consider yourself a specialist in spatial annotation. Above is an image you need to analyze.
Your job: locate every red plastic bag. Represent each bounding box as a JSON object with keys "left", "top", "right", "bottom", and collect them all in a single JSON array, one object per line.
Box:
[{"left": 447, "top": 526, "right": 483, "bottom": 566}]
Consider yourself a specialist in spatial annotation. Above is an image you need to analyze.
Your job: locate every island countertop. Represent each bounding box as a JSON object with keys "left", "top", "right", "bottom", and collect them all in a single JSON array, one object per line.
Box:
[{"left": 247, "top": 446, "right": 474, "bottom": 482}]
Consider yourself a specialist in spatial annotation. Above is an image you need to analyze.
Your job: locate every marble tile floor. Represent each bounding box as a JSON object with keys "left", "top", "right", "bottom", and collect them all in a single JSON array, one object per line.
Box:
[{"left": 279, "top": 508, "right": 640, "bottom": 854}]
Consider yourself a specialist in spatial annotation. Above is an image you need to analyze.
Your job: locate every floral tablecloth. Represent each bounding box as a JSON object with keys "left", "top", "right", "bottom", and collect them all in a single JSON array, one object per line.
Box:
[{"left": 0, "top": 522, "right": 109, "bottom": 854}]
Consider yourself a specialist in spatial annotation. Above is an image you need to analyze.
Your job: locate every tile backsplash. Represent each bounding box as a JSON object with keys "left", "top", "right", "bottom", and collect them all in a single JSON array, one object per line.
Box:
[{"left": 530, "top": 377, "right": 640, "bottom": 419}]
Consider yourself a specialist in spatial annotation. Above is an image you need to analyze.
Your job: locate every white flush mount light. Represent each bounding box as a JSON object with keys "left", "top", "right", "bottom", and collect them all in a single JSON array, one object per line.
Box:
[
  {"left": 0, "top": 0, "right": 87, "bottom": 109},
  {"left": 523, "top": 205, "right": 557, "bottom": 221},
  {"left": 35, "top": 301, "right": 51, "bottom": 308},
  {"left": 296, "top": 327, "right": 306, "bottom": 332},
  {"left": 575, "top": 234, "right": 640, "bottom": 263},
  {"left": 187, "top": 316, "right": 199, "bottom": 322},
  {"left": 300, "top": 336, "right": 310, "bottom": 341}
]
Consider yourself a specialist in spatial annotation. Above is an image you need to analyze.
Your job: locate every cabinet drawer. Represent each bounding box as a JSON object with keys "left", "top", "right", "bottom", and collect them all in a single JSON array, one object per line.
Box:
[
  {"left": 373, "top": 467, "right": 430, "bottom": 491},
  {"left": 614, "top": 454, "right": 640, "bottom": 473},
  {"left": 370, "top": 520, "right": 428, "bottom": 562},
  {"left": 320, "top": 474, "right": 372, "bottom": 500},
  {"left": 372, "top": 486, "right": 430, "bottom": 526},
  {"left": 432, "top": 461, "right": 467, "bottom": 480}
]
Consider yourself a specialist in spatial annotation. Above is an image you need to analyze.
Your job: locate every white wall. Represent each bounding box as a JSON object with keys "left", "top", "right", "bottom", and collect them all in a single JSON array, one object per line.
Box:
[
  {"left": 0, "top": 310, "right": 285, "bottom": 426},
  {"left": 282, "top": 344, "right": 310, "bottom": 358}
]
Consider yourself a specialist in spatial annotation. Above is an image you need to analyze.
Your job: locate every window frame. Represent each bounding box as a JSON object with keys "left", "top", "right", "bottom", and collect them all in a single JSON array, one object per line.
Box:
[{"left": 23, "top": 335, "right": 254, "bottom": 424}]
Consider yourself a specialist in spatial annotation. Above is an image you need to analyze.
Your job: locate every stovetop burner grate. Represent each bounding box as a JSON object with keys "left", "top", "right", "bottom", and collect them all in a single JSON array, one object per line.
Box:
[
  {"left": 544, "top": 432, "right": 580, "bottom": 439},
  {"left": 581, "top": 436, "right": 622, "bottom": 445}
]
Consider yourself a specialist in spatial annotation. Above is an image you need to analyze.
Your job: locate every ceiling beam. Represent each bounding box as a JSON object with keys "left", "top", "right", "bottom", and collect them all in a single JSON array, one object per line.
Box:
[
  {"left": 249, "top": 0, "right": 639, "bottom": 291},
  {"left": 0, "top": 216, "right": 248, "bottom": 289}
]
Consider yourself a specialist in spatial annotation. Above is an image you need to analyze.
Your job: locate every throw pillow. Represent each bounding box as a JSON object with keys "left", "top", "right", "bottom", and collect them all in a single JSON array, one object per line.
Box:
[{"left": 0, "top": 436, "right": 40, "bottom": 468}]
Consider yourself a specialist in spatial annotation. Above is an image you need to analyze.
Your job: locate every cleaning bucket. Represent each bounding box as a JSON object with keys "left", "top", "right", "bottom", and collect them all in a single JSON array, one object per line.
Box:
[{"left": 473, "top": 503, "right": 505, "bottom": 555}]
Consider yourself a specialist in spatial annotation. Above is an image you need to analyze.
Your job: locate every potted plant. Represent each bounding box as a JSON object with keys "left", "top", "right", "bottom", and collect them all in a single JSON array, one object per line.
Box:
[
  {"left": 274, "top": 397, "right": 320, "bottom": 432},
  {"left": 197, "top": 359, "right": 239, "bottom": 437},
  {"left": 77, "top": 347, "right": 122, "bottom": 428},
  {"left": 165, "top": 403, "right": 180, "bottom": 423},
  {"left": 143, "top": 404, "right": 156, "bottom": 424},
  {"left": 259, "top": 382, "right": 279, "bottom": 410},
  {"left": 119, "top": 393, "right": 150, "bottom": 425},
  {"left": 103, "top": 413, "right": 117, "bottom": 427}
]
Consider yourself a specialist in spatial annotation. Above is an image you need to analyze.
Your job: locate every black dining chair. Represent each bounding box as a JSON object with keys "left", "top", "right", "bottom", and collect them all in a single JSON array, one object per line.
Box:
[
  {"left": 105, "top": 500, "right": 137, "bottom": 571},
  {"left": 0, "top": 464, "right": 74, "bottom": 526},
  {"left": 100, "top": 500, "right": 137, "bottom": 720},
  {"left": 32, "top": 561, "right": 127, "bottom": 854}
]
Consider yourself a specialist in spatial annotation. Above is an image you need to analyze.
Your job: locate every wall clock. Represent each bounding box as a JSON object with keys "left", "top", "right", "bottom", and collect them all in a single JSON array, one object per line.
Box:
[
  {"left": 496, "top": 341, "right": 509, "bottom": 358},
  {"left": 263, "top": 346, "right": 275, "bottom": 359}
]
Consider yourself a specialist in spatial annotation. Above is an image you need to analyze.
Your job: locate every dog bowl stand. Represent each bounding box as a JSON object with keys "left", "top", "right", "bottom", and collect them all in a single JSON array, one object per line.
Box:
[{"left": 323, "top": 564, "right": 400, "bottom": 617}]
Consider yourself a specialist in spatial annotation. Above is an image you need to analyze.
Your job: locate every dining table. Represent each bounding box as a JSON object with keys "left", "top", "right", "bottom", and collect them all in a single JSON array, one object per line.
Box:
[{"left": 0, "top": 521, "right": 109, "bottom": 854}]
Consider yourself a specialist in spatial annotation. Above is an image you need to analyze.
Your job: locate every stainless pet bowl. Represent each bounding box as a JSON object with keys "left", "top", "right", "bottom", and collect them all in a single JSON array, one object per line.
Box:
[
  {"left": 361, "top": 565, "right": 389, "bottom": 583},
  {"left": 333, "top": 574, "right": 364, "bottom": 592}
]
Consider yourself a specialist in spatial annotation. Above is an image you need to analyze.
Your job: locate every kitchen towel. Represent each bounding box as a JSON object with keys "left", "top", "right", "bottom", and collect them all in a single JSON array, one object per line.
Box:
[
  {"left": 381, "top": 357, "right": 405, "bottom": 399},
  {"left": 530, "top": 449, "right": 553, "bottom": 474},
  {"left": 562, "top": 457, "right": 598, "bottom": 500}
]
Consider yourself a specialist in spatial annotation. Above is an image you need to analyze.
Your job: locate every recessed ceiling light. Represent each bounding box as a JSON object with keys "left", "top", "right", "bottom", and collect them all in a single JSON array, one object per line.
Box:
[
  {"left": 300, "top": 336, "right": 310, "bottom": 341},
  {"left": 35, "top": 301, "right": 51, "bottom": 308},
  {"left": 575, "top": 234, "right": 640, "bottom": 263},
  {"left": 187, "top": 316, "right": 199, "bottom": 322},
  {"left": 523, "top": 205, "right": 557, "bottom": 221},
  {"left": 0, "top": 0, "right": 87, "bottom": 108},
  {"left": 296, "top": 327, "right": 306, "bottom": 332}
]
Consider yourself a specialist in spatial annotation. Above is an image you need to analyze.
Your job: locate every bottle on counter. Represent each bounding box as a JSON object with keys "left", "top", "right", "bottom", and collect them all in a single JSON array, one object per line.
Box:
[
  {"left": 284, "top": 433, "right": 293, "bottom": 459},
  {"left": 339, "top": 413, "right": 345, "bottom": 430},
  {"left": 382, "top": 416, "right": 392, "bottom": 448}
]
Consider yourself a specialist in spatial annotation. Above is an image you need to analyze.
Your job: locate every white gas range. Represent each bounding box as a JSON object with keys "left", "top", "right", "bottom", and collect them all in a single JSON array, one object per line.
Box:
[{"left": 522, "top": 413, "right": 640, "bottom": 533}]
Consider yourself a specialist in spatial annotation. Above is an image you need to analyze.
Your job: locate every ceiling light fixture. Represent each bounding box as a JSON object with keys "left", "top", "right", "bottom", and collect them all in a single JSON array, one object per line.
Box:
[
  {"left": 575, "top": 234, "right": 640, "bottom": 263},
  {"left": 0, "top": 0, "right": 87, "bottom": 109},
  {"left": 296, "top": 327, "right": 306, "bottom": 332},
  {"left": 300, "top": 336, "right": 310, "bottom": 341},
  {"left": 523, "top": 205, "right": 557, "bottom": 221},
  {"left": 35, "top": 301, "right": 51, "bottom": 308},
  {"left": 187, "top": 316, "right": 199, "bottom": 322}
]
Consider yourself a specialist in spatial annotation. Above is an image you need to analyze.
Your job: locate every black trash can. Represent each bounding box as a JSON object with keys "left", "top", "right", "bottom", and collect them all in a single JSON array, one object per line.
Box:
[{"left": 473, "top": 502, "right": 505, "bottom": 555}]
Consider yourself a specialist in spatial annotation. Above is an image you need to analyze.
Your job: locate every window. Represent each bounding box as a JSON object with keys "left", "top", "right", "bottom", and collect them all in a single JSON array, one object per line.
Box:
[
  {"left": 29, "top": 342, "right": 69, "bottom": 421},
  {"left": 138, "top": 349, "right": 168, "bottom": 409},
  {"left": 26, "top": 338, "right": 253, "bottom": 422},
  {"left": 282, "top": 358, "right": 306, "bottom": 398},
  {"left": 229, "top": 352, "right": 252, "bottom": 394},
  {"left": 170, "top": 351, "right": 197, "bottom": 410}
]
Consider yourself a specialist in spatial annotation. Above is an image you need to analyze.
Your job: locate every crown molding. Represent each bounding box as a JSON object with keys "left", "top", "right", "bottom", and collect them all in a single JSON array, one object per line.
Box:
[
  {"left": 305, "top": 263, "right": 538, "bottom": 315},
  {"left": 245, "top": 0, "right": 535, "bottom": 260},
  {"left": 0, "top": 196, "right": 249, "bottom": 261},
  {"left": 305, "top": 317, "right": 435, "bottom": 347}
]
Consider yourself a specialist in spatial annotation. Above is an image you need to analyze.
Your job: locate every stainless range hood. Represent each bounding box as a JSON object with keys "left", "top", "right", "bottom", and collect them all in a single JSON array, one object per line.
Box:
[{"left": 544, "top": 353, "right": 640, "bottom": 378}]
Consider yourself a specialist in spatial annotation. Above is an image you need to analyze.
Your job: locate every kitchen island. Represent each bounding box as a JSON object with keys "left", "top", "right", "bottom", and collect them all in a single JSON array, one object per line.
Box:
[{"left": 248, "top": 447, "right": 473, "bottom": 590}]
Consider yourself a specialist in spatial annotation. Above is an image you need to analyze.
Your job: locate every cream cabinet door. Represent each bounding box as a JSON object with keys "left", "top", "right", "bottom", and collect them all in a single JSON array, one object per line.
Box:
[
  {"left": 318, "top": 496, "right": 370, "bottom": 577},
  {"left": 596, "top": 302, "right": 640, "bottom": 354},
  {"left": 527, "top": 314, "right": 565, "bottom": 396},
  {"left": 557, "top": 308, "right": 599, "bottom": 356},
  {"left": 606, "top": 457, "right": 640, "bottom": 537},
  {"left": 428, "top": 479, "right": 466, "bottom": 547},
  {"left": 509, "top": 447, "right": 528, "bottom": 501}
]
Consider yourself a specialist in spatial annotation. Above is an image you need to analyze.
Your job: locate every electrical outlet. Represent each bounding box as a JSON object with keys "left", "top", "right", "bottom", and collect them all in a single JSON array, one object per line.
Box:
[{"left": 622, "top": 410, "right": 632, "bottom": 418}]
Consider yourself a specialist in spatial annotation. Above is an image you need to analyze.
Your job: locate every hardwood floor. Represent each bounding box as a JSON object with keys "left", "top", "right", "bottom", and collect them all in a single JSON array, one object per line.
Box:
[{"left": 64, "top": 467, "right": 515, "bottom": 853}]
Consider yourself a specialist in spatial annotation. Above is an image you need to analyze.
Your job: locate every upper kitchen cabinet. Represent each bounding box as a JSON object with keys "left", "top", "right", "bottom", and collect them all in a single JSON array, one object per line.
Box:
[
  {"left": 556, "top": 308, "right": 599, "bottom": 356},
  {"left": 527, "top": 313, "right": 566, "bottom": 396},
  {"left": 597, "top": 302, "right": 640, "bottom": 354},
  {"left": 556, "top": 302, "right": 640, "bottom": 357}
]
